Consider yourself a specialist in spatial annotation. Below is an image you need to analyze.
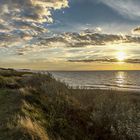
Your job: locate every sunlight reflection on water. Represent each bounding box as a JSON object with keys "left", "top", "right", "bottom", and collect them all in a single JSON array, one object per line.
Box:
[
  {"left": 51, "top": 71, "right": 140, "bottom": 91},
  {"left": 115, "top": 71, "right": 126, "bottom": 87}
]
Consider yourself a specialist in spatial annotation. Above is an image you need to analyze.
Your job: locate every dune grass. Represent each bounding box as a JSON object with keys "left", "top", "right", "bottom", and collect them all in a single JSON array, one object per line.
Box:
[
  {"left": 0, "top": 69, "right": 139, "bottom": 140},
  {"left": 0, "top": 89, "right": 22, "bottom": 140}
]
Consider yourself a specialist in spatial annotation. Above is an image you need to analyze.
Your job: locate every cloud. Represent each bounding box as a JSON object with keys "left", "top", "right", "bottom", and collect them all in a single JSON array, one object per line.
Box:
[
  {"left": 0, "top": 32, "right": 25, "bottom": 48},
  {"left": 132, "top": 26, "right": 140, "bottom": 34},
  {"left": 0, "top": 0, "right": 69, "bottom": 49},
  {"left": 68, "top": 58, "right": 140, "bottom": 64},
  {"left": 99, "top": 0, "right": 140, "bottom": 20},
  {"left": 18, "top": 29, "right": 140, "bottom": 55},
  {"left": 0, "top": 0, "right": 69, "bottom": 23},
  {"left": 1, "top": 0, "right": 140, "bottom": 69},
  {"left": 15, "top": 29, "right": 140, "bottom": 57}
]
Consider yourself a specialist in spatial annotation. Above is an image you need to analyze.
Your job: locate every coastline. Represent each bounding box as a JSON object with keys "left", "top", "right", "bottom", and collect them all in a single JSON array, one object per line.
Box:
[
  {"left": 51, "top": 70, "right": 140, "bottom": 93},
  {"left": 0, "top": 69, "right": 139, "bottom": 140}
]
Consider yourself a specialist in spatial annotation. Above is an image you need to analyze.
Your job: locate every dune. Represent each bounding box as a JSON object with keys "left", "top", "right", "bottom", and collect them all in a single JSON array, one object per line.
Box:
[{"left": 0, "top": 69, "right": 139, "bottom": 140}]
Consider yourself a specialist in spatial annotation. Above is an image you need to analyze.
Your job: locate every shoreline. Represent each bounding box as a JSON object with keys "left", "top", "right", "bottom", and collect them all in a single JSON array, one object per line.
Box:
[
  {"left": 72, "top": 87, "right": 140, "bottom": 95},
  {"left": 77, "top": 87, "right": 140, "bottom": 93},
  {"left": 0, "top": 69, "right": 139, "bottom": 139}
]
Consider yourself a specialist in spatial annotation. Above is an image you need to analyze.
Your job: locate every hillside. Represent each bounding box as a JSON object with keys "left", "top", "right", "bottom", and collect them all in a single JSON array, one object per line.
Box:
[{"left": 0, "top": 69, "right": 139, "bottom": 140}]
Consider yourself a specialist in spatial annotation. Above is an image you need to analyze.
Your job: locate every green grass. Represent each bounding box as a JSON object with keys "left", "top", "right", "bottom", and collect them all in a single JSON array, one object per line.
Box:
[
  {"left": 0, "top": 69, "right": 139, "bottom": 140},
  {"left": 0, "top": 89, "right": 22, "bottom": 140}
]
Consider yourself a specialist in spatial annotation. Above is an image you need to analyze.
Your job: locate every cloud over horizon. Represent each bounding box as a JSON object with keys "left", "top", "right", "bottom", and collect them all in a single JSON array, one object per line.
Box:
[
  {"left": 68, "top": 58, "right": 140, "bottom": 64},
  {"left": 0, "top": 0, "right": 140, "bottom": 70},
  {"left": 16, "top": 29, "right": 140, "bottom": 55}
]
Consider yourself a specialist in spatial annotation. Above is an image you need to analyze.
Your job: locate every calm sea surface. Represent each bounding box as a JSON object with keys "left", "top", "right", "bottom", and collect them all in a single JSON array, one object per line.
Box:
[{"left": 51, "top": 71, "right": 140, "bottom": 91}]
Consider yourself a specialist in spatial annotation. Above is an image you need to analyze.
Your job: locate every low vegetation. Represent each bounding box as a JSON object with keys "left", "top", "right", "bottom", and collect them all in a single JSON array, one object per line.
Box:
[{"left": 0, "top": 68, "right": 139, "bottom": 140}]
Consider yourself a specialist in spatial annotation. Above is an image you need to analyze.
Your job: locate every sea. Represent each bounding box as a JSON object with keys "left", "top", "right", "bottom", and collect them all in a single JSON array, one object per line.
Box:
[{"left": 51, "top": 71, "right": 140, "bottom": 91}]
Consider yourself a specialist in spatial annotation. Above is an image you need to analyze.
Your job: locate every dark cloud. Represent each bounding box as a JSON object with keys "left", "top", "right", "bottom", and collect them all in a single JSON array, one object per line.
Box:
[
  {"left": 0, "top": 0, "right": 69, "bottom": 23},
  {"left": 16, "top": 29, "right": 140, "bottom": 56},
  {"left": 29, "top": 31, "right": 140, "bottom": 47},
  {"left": 68, "top": 58, "right": 140, "bottom": 64},
  {"left": 0, "top": 0, "right": 69, "bottom": 49},
  {"left": 0, "top": 32, "right": 23, "bottom": 48},
  {"left": 133, "top": 26, "right": 140, "bottom": 34},
  {"left": 38, "top": 31, "right": 140, "bottom": 47}
]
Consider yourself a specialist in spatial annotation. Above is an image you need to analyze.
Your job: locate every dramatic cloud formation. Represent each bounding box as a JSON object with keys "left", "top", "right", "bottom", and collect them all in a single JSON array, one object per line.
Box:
[
  {"left": 16, "top": 30, "right": 140, "bottom": 55},
  {"left": 0, "top": 0, "right": 69, "bottom": 23},
  {"left": 0, "top": 0, "right": 140, "bottom": 70},
  {"left": 0, "top": 0, "right": 69, "bottom": 48}
]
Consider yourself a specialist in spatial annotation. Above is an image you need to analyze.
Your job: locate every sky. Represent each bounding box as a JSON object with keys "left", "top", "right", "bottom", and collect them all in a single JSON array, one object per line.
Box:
[{"left": 0, "top": 0, "right": 140, "bottom": 70}]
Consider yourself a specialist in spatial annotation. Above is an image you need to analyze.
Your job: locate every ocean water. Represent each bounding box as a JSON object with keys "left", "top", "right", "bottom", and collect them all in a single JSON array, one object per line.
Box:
[{"left": 51, "top": 71, "right": 140, "bottom": 91}]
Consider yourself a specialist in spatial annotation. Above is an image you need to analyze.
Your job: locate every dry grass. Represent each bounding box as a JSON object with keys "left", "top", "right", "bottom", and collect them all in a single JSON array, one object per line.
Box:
[
  {"left": 0, "top": 69, "right": 139, "bottom": 140},
  {"left": 18, "top": 116, "right": 49, "bottom": 140}
]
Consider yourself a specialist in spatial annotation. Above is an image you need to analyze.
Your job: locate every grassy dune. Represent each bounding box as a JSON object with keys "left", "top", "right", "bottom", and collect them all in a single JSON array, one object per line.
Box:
[{"left": 0, "top": 69, "right": 139, "bottom": 140}]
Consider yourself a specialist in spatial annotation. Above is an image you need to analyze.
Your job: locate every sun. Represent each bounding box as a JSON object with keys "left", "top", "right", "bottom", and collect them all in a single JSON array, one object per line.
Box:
[{"left": 116, "top": 52, "right": 126, "bottom": 62}]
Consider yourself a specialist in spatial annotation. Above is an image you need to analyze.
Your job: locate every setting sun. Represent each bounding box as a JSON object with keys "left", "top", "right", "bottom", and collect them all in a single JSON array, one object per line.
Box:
[{"left": 116, "top": 52, "right": 126, "bottom": 62}]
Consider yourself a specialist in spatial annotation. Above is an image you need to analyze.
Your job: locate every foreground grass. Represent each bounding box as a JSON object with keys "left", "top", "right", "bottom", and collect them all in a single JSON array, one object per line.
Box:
[{"left": 0, "top": 68, "right": 139, "bottom": 140}]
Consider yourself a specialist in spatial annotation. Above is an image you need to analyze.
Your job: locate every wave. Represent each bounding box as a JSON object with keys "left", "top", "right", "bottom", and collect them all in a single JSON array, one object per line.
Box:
[{"left": 51, "top": 71, "right": 140, "bottom": 92}]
